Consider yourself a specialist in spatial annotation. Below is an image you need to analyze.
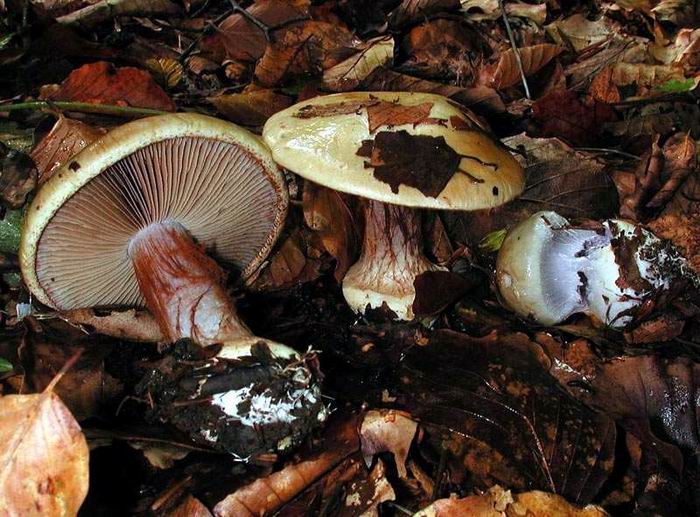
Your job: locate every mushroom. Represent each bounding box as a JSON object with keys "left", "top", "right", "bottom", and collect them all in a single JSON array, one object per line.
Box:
[
  {"left": 496, "top": 211, "right": 697, "bottom": 329},
  {"left": 263, "top": 92, "right": 525, "bottom": 320},
  {"left": 20, "top": 113, "right": 326, "bottom": 455}
]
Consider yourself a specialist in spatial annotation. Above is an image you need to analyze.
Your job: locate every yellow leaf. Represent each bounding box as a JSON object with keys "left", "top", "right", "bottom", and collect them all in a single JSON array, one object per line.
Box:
[
  {"left": 144, "top": 57, "right": 183, "bottom": 90},
  {"left": 323, "top": 36, "right": 395, "bottom": 92}
]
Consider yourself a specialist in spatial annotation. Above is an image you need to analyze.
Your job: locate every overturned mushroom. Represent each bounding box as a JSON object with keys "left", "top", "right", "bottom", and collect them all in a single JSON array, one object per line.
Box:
[
  {"left": 20, "top": 113, "right": 326, "bottom": 456},
  {"left": 263, "top": 92, "right": 524, "bottom": 320},
  {"left": 496, "top": 211, "right": 697, "bottom": 329}
]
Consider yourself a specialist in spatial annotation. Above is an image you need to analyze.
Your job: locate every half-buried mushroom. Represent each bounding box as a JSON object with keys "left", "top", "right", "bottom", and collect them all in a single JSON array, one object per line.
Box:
[
  {"left": 496, "top": 211, "right": 698, "bottom": 329},
  {"left": 263, "top": 92, "right": 525, "bottom": 321},
  {"left": 20, "top": 113, "right": 326, "bottom": 456}
]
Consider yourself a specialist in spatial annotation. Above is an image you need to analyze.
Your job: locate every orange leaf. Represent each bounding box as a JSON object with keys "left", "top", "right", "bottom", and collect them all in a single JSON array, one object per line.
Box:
[
  {"left": 480, "top": 44, "right": 563, "bottom": 90},
  {"left": 0, "top": 388, "right": 89, "bottom": 515},
  {"left": 43, "top": 61, "right": 175, "bottom": 111}
]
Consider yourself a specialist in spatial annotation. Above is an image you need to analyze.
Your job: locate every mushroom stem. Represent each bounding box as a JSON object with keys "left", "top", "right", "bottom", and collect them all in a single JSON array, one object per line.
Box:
[
  {"left": 129, "top": 221, "right": 252, "bottom": 345},
  {"left": 342, "top": 199, "right": 443, "bottom": 320}
]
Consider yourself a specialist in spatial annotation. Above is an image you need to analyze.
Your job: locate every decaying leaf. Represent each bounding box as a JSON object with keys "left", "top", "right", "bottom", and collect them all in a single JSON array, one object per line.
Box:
[
  {"left": 323, "top": 36, "right": 394, "bottom": 92},
  {"left": 255, "top": 21, "right": 359, "bottom": 87},
  {"left": 648, "top": 212, "right": 700, "bottom": 273},
  {"left": 609, "top": 63, "right": 699, "bottom": 96},
  {"left": 30, "top": 115, "right": 105, "bottom": 184},
  {"left": 0, "top": 366, "right": 89, "bottom": 515},
  {"left": 462, "top": 0, "right": 547, "bottom": 24},
  {"left": 0, "top": 144, "right": 37, "bottom": 208},
  {"left": 357, "top": 130, "right": 462, "bottom": 196},
  {"left": 144, "top": 57, "right": 183, "bottom": 90},
  {"left": 545, "top": 15, "right": 619, "bottom": 52},
  {"left": 170, "top": 495, "right": 213, "bottom": 517},
  {"left": 60, "top": 307, "right": 163, "bottom": 342},
  {"left": 42, "top": 61, "right": 175, "bottom": 111},
  {"left": 210, "top": 89, "right": 293, "bottom": 127},
  {"left": 303, "top": 183, "right": 359, "bottom": 281},
  {"left": 339, "top": 459, "right": 396, "bottom": 517},
  {"left": 395, "top": 330, "right": 616, "bottom": 503},
  {"left": 360, "top": 409, "right": 418, "bottom": 479},
  {"left": 389, "top": 0, "right": 460, "bottom": 28},
  {"left": 214, "top": 415, "right": 359, "bottom": 517},
  {"left": 479, "top": 44, "right": 563, "bottom": 90},
  {"left": 55, "top": 0, "right": 180, "bottom": 27}
]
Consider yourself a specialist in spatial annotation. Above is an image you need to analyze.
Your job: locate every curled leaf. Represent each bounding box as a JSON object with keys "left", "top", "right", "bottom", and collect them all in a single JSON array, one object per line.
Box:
[
  {"left": 479, "top": 44, "right": 563, "bottom": 90},
  {"left": 360, "top": 409, "right": 418, "bottom": 479}
]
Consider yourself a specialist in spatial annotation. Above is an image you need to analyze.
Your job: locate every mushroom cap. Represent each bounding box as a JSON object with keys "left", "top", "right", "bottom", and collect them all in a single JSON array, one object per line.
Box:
[
  {"left": 262, "top": 92, "right": 524, "bottom": 210},
  {"left": 21, "top": 113, "right": 288, "bottom": 310}
]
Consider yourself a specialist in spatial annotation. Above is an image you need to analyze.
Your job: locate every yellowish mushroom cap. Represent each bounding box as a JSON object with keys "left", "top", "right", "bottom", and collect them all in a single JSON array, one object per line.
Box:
[
  {"left": 263, "top": 92, "right": 525, "bottom": 210},
  {"left": 21, "top": 113, "right": 287, "bottom": 310}
]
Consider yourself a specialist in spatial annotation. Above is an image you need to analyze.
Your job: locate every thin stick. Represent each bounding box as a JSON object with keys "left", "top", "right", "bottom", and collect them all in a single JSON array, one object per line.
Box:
[
  {"left": 498, "top": 0, "right": 530, "bottom": 100},
  {"left": 0, "top": 101, "right": 167, "bottom": 117}
]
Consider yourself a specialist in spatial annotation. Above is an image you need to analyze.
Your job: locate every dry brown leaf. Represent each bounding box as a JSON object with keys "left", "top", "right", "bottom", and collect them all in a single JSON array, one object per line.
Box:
[
  {"left": 217, "top": 0, "right": 308, "bottom": 62},
  {"left": 0, "top": 146, "right": 37, "bottom": 208},
  {"left": 214, "top": 416, "right": 359, "bottom": 516},
  {"left": 545, "top": 15, "right": 618, "bottom": 52},
  {"left": 60, "top": 307, "right": 163, "bottom": 342},
  {"left": 610, "top": 62, "right": 698, "bottom": 95},
  {"left": 170, "top": 495, "right": 213, "bottom": 517},
  {"left": 255, "top": 21, "right": 359, "bottom": 87},
  {"left": 323, "top": 36, "right": 394, "bottom": 92},
  {"left": 648, "top": 212, "right": 700, "bottom": 273},
  {"left": 303, "top": 183, "right": 359, "bottom": 281},
  {"left": 479, "top": 44, "right": 563, "bottom": 90},
  {"left": 339, "top": 459, "right": 396, "bottom": 517},
  {"left": 650, "top": 28, "right": 700, "bottom": 67},
  {"left": 55, "top": 0, "right": 180, "bottom": 27},
  {"left": 209, "top": 89, "right": 293, "bottom": 127},
  {"left": 360, "top": 409, "right": 418, "bottom": 479},
  {"left": 0, "top": 372, "right": 89, "bottom": 515},
  {"left": 389, "top": 0, "right": 460, "bottom": 28},
  {"left": 43, "top": 61, "right": 175, "bottom": 111},
  {"left": 462, "top": 0, "right": 546, "bottom": 24},
  {"left": 589, "top": 67, "right": 621, "bottom": 104},
  {"left": 30, "top": 115, "right": 105, "bottom": 184}
]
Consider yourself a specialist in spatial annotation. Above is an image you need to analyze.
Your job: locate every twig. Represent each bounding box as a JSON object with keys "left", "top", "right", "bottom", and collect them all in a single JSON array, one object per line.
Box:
[
  {"left": 498, "top": 0, "right": 530, "bottom": 100},
  {"left": 0, "top": 101, "right": 167, "bottom": 117}
]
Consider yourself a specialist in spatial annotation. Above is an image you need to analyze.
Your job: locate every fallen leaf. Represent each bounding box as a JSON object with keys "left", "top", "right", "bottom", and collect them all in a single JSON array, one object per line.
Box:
[
  {"left": 531, "top": 89, "right": 617, "bottom": 146},
  {"left": 623, "top": 313, "right": 685, "bottom": 344},
  {"left": 217, "top": 0, "right": 308, "bottom": 62},
  {"left": 360, "top": 409, "right": 418, "bottom": 479},
  {"left": 366, "top": 100, "right": 434, "bottom": 133},
  {"left": 338, "top": 459, "right": 396, "bottom": 517},
  {"left": 462, "top": 0, "right": 547, "bottom": 24},
  {"left": 0, "top": 144, "right": 37, "bottom": 208},
  {"left": 479, "top": 44, "right": 563, "bottom": 90},
  {"left": 545, "top": 15, "right": 619, "bottom": 52},
  {"left": 214, "top": 415, "right": 359, "bottom": 517},
  {"left": 30, "top": 115, "right": 105, "bottom": 184},
  {"left": 43, "top": 61, "right": 175, "bottom": 111},
  {"left": 144, "top": 57, "right": 183, "bottom": 90},
  {"left": 589, "top": 67, "right": 621, "bottom": 104},
  {"left": 303, "top": 183, "right": 359, "bottom": 281},
  {"left": 170, "top": 495, "right": 213, "bottom": 517},
  {"left": 648, "top": 212, "right": 700, "bottom": 273},
  {"left": 356, "top": 130, "right": 463, "bottom": 196},
  {"left": 323, "top": 36, "right": 394, "bottom": 92},
  {"left": 0, "top": 365, "right": 89, "bottom": 515},
  {"left": 651, "top": 0, "right": 699, "bottom": 27},
  {"left": 412, "top": 270, "right": 477, "bottom": 318},
  {"left": 649, "top": 28, "right": 700, "bottom": 67},
  {"left": 55, "top": 0, "right": 180, "bottom": 27},
  {"left": 0, "top": 208, "right": 23, "bottom": 254},
  {"left": 210, "top": 89, "right": 293, "bottom": 127},
  {"left": 255, "top": 21, "right": 359, "bottom": 87},
  {"left": 395, "top": 330, "right": 616, "bottom": 503},
  {"left": 60, "top": 307, "right": 163, "bottom": 342},
  {"left": 389, "top": 0, "right": 460, "bottom": 28},
  {"left": 609, "top": 62, "right": 698, "bottom": 97}
]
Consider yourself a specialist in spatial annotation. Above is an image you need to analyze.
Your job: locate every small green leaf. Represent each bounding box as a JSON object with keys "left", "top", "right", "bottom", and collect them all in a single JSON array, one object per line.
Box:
[
  {"left": 479, "top": 228, "right": 508, "bottom": 252},
  {"left": 654, "top": 78, "right": 696, "bottom": 93},
  {"left": 0, "top": 208, "right": 24, "bottom": 254},
  {"left": 0, "top": 33, "right": 14, "bottom": 50},
  {"left": 0, "top": 357, "right": 13, "bottom": 373}
]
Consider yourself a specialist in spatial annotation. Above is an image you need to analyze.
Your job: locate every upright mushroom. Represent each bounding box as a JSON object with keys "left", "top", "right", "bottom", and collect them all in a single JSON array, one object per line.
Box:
[
  {"left": 20, "top": 113, "right": 326, "bottom": 455},
  {"left": 263, "top": 92, "right": 525, "bottom": 320},
  {"left": 496, "top": 211, "right": 697, "bottom": 328}
]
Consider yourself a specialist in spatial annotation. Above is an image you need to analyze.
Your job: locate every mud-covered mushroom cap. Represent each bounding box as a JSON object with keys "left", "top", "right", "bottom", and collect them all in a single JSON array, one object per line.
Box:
[
  {"left": 263, "top": 91, "right": 525, "bottom": 210},
  {"left": 21, "top": 113, "right": 288, "bottom": 310}
]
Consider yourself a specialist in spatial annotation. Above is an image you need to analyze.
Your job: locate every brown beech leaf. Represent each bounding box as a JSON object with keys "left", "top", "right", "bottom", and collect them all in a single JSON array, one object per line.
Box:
[
  {"left": 649, "top": 28, "right": 700, "bottom": 67},
  {"left": 412, "top": 271, "right": 477, "bottom": 318},
  {"left": 209, "top": 89, "right": 293, "bottom": 127},
  {"left": 357, "top": 130, "right": 462, "bottom": 196},
  {"left": 53, "top": 0, "right": 180, "bottom": 27},
  {"left": 414, "top": 485, "right": 607, "bottom": 516},
  {"left": 395, "top": 330, "right": 616, "bottom": 503},
  {"left": 609, "top": 63, "right": 697, "bottom": 97},
  {"left": 462, "top": 0, "right": 546, "bottom": 24},
  {"left": 545, "top": 14, "right": 618, "bottom": 52},
  {"left": 388, "top": 0, "right": 460, "bottom": 28},
  {"left": 303, "top": 183, "right": 359, "bottom": 281},
  {"left": 214, "top": 415, "right": 359, "bottom": 516},
  {"left": 255, "top": 21, "right": 359, "bottom": 87},
  {"left": 589, "top": 67, "right": 621, "bottom": 104},
  {"left": 648, "top": 212, "right": 700, "bottom": 273},
  {"left": 0, "top": 145, "right": 37, "bottom": 208},
  {"left": 60, "top": 307, "right": 163, "bottom": 342},
  {"left": 0, "top": 362, "right": 89, "bottom": 515},
  {"left": 360, "top": 409, "right": 418, "bottom": 479},
  {"left": 43, "top": 61, "right": 175, "bottom": 111},
  {"left": 170, "top": 495, "right": 213, "bottom": 517},
  {"left": 531, "top": 89, "right": 617, "bottom": 146},
  {"left": 479, "top": 44, "right": 563, "bottom": 90},
  {"left": 217, "top": 0, "right": 308, "bottom": 62},
  {"left": 623, "top": 313, "right": 685, "bottom": 344},
  {"left": 323, "top": 36, "right": 394, "bottom": 92},
  {"left": 366, "top": 100, "right": 434, "bottom": 133},
  {"left": 30, "top": 115, "right": 105, "bottom": 184}
]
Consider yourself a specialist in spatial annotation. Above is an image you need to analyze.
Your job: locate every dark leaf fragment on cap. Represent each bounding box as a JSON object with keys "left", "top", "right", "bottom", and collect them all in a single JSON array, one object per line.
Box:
[{"left": 356, "top": 130, "right": 461, "bottom": 197}]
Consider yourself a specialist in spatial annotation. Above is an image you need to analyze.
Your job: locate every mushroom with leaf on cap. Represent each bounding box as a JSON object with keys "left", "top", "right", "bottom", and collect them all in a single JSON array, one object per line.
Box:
[
  {"left": 263, "top": 92, "right": 525, "bottom": 321},
  {"left": 20, "top": 113, "right": 327, "bottom": 456},
  {"left": 495, "top": 210, "right": 698, "bottom": 329}
]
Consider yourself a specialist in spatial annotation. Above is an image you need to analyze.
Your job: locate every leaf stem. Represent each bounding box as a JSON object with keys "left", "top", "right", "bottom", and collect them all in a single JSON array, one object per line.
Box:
[{"left": 0, "top": 101, "right": 167, "bottom": 117}]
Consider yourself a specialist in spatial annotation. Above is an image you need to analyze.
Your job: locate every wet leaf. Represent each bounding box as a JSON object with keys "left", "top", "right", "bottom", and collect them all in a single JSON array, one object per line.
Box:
[
  {"left": 357, "top": 130, "right": 462, "bottom": 196},
  {"left": 303, "top": 183, "right": 359, "bottom": 281},
  {"left": 144, "top": 57, "right": 183, "bottom": 90},
  {"left": 366, "top": 100, "right": 434, "bottom": 133},
  {"left": 210, "top": 89, "right": 293, "bottom": 127},
  {"left": 323, "top": 36, "right": 394, "bottom": 92},
  {"left": 360, "top": 409, "right": 418, "bottom": 479},
  {"left": 255, "top": 21, "right": 359, "bottom": 87},
  {"left": 30, "top": 115, "right": 104, "bottom": 184},
  {"left": 479, "top": 228, "right": 507, "bottom": 252},
  {"left": 479, "top": 44, "right": 563, "bottom": 90},
  {"left": 42, "top": 61, "right": 175, "bottom": 111},
  {"left": 412, "top": 271, "right": 477, "bottom": 318},
  {"left": 395, "top": 330, "right": 616, "bottom": 503},
  {"left": 0, "top": 374, "right": 89, "bottom": 514}
]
